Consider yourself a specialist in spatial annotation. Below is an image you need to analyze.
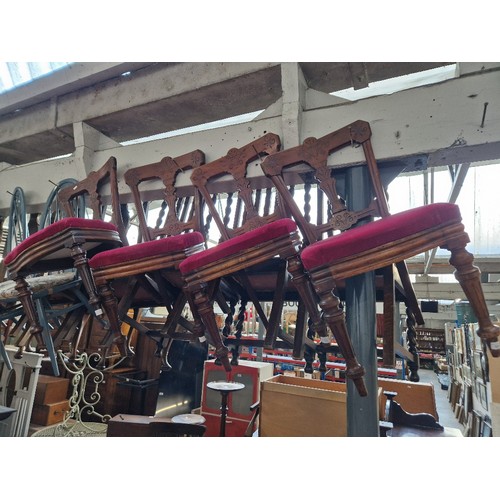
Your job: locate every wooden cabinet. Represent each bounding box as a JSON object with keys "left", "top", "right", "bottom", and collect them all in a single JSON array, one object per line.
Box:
[
  {"left": 31, "top": 400, "right": 70, "bottom": 426},
  {"left": 83, "top": 367, "right": 137, "bottom": 420},
  {"left": 200, "top": 359, "right": 274, "bottom": 437}
]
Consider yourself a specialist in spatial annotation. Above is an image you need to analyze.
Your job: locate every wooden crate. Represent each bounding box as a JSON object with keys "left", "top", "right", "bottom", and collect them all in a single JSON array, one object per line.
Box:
[
  {"left": 31, "top": 400, "right": 70, "bottom": 426},
  {"left": 259, "top": 375, "right": 350, "bottom": 437},
  {"left": 34, "top": 375, "right": 70, "bottom": 405}
]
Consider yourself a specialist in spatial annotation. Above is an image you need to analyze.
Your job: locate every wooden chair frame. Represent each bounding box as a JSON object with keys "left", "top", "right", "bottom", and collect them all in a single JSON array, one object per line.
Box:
[
  {"left": 180, "top": 134, "right": 327, "bottom": 371},
  {"left": 4, "top": 157, "right": 125, "bottom": 358},
  {"left": 261, "top": 120, "right": 425, "bottom": 382},
  {"left": 89, "top": 150, "right": 208, "bottom": 367},
  {"left": 262, "top": 119, "right": 422, "bottom": 318}
]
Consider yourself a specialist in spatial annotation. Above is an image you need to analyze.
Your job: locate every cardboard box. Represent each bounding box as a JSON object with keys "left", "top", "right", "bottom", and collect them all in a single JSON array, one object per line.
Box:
[
  {"left": 34, "top": 375, "right": 70, "bottom": 405},
  {"left": 31, "top": 400, "right": 70, "bottom": 426},
  {"left": 259, "top": 375, "right": 351, "bottom": 437}
]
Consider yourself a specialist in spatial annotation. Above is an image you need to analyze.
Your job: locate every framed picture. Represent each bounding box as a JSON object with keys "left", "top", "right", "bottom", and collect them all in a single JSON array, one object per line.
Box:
[
  {"left": 449, "top": 380, "right": 460, "bottom": 408},
  {"left": 472, "top": 410, "right": 482, "bottom": 438},
  {"left": 481, "top": 420, "right": 493, "bottom": 437},
  {"left": 463, "top": 382, "right": 472, "bottom": 416},
  {"left": 454, "top": 403, "right": 464, "bottom": 423},
  {"left": 463, "top": 412, "right": 473, "bottom": 437},
  {"left": 455, "top": 326, "right": 464, "bottom": 354},
  {"left": 473, "top": 350, "right": 485, "bottom": 383},
  {"left": 477, "top": 381, "right": 488, "bottom": 411},
  {"left": 462, "top": 364, "right": 472, "bottom": 384},
  {"left": 481, "top": 348, "right": 489, "bottom": 383},
  {"left": 445, "top": 324, "right": 454, "bottom": 345}
]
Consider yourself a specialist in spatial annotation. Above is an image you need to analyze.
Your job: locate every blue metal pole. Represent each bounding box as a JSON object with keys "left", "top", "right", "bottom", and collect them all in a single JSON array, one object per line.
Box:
[{"left": 345, "top": 165, "right": 380, "bottom": 437}]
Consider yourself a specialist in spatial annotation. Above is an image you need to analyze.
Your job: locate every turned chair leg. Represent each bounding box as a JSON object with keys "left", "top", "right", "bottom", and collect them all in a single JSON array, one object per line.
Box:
[
  {"left": 96, "top": 281, "right": 135, "bottom": 358},
  {"left": 189, "top": 282, "right": 231, "bottom": 372},
  {"left": 70, "top": 243, "right": 103, "bottom": 316},
  {"left": 185, "top": 290, "right": 211, "bottom": 349},
  {"left": 286, "top": 254, "right": 330, "bottom": 361},
  {"left": 447, "top": 241, "right": 500, "bottom": 356},
  {"left": 405, "top": 306, "right": 420, "bottom": 382},
  {"left": 13, "top": 276, "right": 45, "bottom": 357},
  {"left": 310, "top": 273, "right": 367, "bottom": 396}
]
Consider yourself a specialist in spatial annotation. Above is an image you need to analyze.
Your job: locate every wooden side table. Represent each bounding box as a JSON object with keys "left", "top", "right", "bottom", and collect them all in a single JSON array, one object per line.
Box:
[{"left": 206, "top": 381, "right": 245, "bottom": 437}]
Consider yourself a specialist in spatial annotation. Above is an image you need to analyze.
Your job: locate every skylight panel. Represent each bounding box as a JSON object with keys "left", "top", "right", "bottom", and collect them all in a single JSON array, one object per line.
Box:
[
  {"left": 331, "top": 64, "right": 457, "bottom": 101},
  {"left": 0, "top": 62, "right": 70, "bottom": 95}
]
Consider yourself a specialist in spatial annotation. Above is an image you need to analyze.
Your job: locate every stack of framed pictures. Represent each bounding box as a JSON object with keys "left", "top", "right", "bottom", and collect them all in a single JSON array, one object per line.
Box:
[{"left": 446, "top": 321, "right": 493, "bottom": 437}]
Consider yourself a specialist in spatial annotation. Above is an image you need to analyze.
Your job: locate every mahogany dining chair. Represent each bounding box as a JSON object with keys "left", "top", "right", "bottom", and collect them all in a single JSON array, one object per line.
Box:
[
  {"left": 3, "top": 157, "right": 126, "bottom": 358},
  {"left": 261, "top": 122, "right": 499, "bottom": 391},
  {"left": 179, "top": 134, "right": 330, "bottom": 384},
  {"left": 88, "top": 150, "right": 209, "bottom": 367}
]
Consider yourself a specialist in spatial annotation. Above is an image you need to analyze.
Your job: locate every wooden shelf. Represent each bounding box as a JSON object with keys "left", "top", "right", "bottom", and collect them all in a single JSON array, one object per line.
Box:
[{"left": 416, "top": 327, "right": 446, "bottom": 356}]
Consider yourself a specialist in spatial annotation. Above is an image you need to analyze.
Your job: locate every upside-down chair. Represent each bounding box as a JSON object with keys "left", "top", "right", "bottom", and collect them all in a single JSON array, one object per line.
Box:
[
  {"left": 88, "top": 150, "right": 209, "bottom": 367},
  {"left": 3, "top": 157, "right": 126, "bottom": 358},
  {"left": 300, "top": 202, "right": 499, "bottom": 384},
  {"left": 0, "top": 179, "right": 84, "bottom": 373},
  {"left": 179, "top": 134, "right": 327, "bottom": 374},
  {"left": 260, "top": 120, "right": 427, "bottom": 390},
  {"left": 261, "top": 122, "right": 499, "bottom": 393}
]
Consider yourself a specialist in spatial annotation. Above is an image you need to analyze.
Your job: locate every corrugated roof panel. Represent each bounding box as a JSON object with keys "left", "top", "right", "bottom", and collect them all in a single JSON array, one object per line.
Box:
[{"left": 0, "top": 61, "right": 70, "bottom": 95}]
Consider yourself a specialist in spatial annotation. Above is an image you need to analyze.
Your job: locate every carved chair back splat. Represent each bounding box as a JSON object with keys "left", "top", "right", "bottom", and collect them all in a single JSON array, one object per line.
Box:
[
  {"left": 124, "top": 150, "right": 205, "bottom": 243},
  {"left": 58, "top": 157, "right": 128, "bottom": 245}
]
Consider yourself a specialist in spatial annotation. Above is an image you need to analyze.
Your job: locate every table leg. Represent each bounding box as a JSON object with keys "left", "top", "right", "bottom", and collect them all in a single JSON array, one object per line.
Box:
[{"left": 219, "top": 391, "right": 229, "bottom": 437}]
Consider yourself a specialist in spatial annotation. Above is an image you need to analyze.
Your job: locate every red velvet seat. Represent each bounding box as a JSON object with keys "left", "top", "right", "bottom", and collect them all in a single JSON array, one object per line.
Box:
[
  {"left": 4, "top": 218, "right": 119, "bottom": 268},
  {"left": 90, "top": 232, "right": 205, "bottom": 270},
  {"left": 179, "top": 219, "right": 297, "bottom": 275},
  {"left": 300, "top": 203, "right": 462, "bottom": 269},
  {"left": 300, "top": 202, "right": 500, "bottom": 377}
]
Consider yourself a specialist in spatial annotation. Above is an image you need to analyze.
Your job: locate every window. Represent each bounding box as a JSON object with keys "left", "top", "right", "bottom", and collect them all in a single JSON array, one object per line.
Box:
[{"left": 387, "top": 163, "right": 500, "bottom": 257}]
